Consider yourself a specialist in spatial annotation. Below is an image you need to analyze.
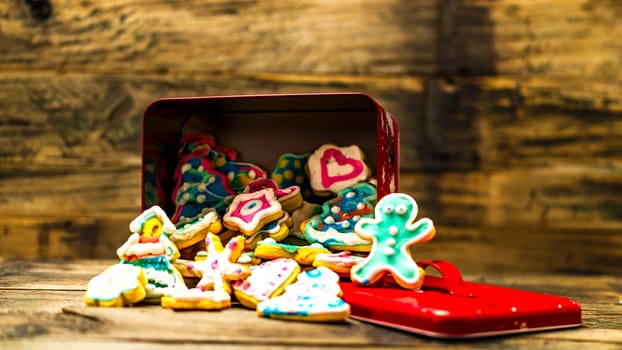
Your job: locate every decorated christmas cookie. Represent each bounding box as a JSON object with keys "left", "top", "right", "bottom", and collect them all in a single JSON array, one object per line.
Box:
[
  {"left": 232, "top": 258, "right": 300, "bottom": 309},
  {"left": 306, "top": 144, "right": 370, "bottom": 196},
  {"left": 169, "top": 209, "right": 222, "bottom": 250},
  {"left": 161, "top": 287, "right": 232, "bottom": 310},
  {"left": 312, "top": 251, "right": 365, "bottom": 276},
  {"left": 271, "top": 153, "right": 312, "bottom": 200},
  {"left": 303, "top": 183, "right": 377, "bottom": 252},
  {"left": 116, "top": 206, "right": 186, "bottom": 300},
  {"left": 217, "top": 160, "right": 267, "bottom": 193},
  {"left": 256, "top": 267, "right": 350, "bottom": 322},
  {"left": 288, "top": 201, "right": 321, "bottom": 240},
  {"left": 254, "top": 238, "right": 331, "bottom": 266},
  {"left": 241, "top": 211, "right": 291, "bottom": 250},
  {"left": 188, "top": 233, "right": 249, "bottom": 295},
  {"left": 223, "top": 188, "right": 283, "bottom": 236},
  {"left": 173, "top": 156, "right": 234, "bottom": 221},
  {"left": 85, "top": 264, "right": 148, "bottom": 307},
  {"left": 351, "top": 193, "right": 435, "bottom": 289},
  {"left": 177, "top": 133, "right": 237, "bottom": 164},
  {"left": 244, "top": 178, "right": 303, "bottom": 213}
]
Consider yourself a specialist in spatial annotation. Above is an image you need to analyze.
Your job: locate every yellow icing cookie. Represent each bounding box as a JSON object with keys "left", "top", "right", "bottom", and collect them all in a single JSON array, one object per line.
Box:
[
  {"left": 84, "top": 264, "right": 148, "bottom": 307},
  {"left": 254, "top": 238, "right": 331, "bottom": 266},
  {"left": 161, "top": 288, "right": 232, "bottom": 310},
  {"left": 312, "top": 251, "right": 366, "bottom": 276},
  {"left": 170, "top": 210, "right": 222, "bottom": 249}
]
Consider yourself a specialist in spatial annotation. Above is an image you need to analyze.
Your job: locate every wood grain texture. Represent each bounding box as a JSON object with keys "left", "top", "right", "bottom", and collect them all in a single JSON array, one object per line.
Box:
[
  {"left": 3, "top": 0, "right": 621, "bottom": 79},
  {"left": 0, "top": 0, "right": 621, "bottom": 272},
  {"left": 0, "top": 260, "right": 620, "bottom": 349},
  {"left": 439, "top": 0, "right": 622, "bottom": 78},
  {"left": 0, "top": 74, "right": 621, "bottom": 272},
  {"left": 0, "top": 73, "right": 425, "bottom": 166},
  {"left": 0, "top": 0, "right": 438, "bottom": 75}
]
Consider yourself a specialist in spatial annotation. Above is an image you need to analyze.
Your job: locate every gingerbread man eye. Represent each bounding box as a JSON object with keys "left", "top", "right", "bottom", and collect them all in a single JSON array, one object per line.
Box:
[
  {"left": 240, "top": 199, "right": 263, "bottom": 216},
  {"left": 395, "top": 204, "right": 408, "bottom": 215},
  {"left": 382, "top": 204, "right": 394, "bottom": 214}
]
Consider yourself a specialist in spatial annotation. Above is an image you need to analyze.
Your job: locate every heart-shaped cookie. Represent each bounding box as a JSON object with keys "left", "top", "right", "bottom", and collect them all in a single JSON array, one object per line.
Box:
[{"left": 307, "top": 144, "right": 370, "bottom": 195}]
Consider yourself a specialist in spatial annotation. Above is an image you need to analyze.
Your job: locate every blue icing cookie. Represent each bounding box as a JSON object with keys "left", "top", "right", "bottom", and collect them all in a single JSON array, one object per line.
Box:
[
  {"left": 173, "top": 157, "right": 234, "bottom": 221},
  {"left": 256, "top": 267, "right": 350, "bottom": 322},
  {"left": 303, "top": 183, "right": 377, "bottom": 252},
  {"left": 216, "top": 160, "right": 266, "bottom": 193},
  {"left": 351, "top": 193, "right": 436, "bottom": 290},
  {"left": 271, "top": 153, "right": 312, "bottom": 200}
]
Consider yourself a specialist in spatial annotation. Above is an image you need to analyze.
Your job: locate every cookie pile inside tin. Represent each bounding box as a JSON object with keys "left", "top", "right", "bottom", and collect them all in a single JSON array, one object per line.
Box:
[{"left": 85, "top": 134, "right": 435, "bottom": 322}]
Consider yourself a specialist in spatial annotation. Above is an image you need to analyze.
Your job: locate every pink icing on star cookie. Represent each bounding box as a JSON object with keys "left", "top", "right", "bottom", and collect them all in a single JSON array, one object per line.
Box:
[
  {"left": 307, "top": 144, "right": 370, "bottom": 195},
  {"left": 223, "top": 188, "right": 283, "bottom": 235},
  {"left": 244, "top": 178, "right": 303, "bottom": 213}
]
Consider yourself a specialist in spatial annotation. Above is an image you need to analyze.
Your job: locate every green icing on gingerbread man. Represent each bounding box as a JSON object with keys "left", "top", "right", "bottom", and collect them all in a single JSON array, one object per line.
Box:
[{"left": 351, "top": 193, "right": 435, "bottom": 289}]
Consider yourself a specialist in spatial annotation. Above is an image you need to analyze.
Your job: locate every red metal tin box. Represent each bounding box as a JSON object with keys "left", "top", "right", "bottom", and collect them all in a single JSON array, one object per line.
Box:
[
  {"left": 340, "top": 260, "right": 582, "bottom": 339},
  {"left": 140, "top": 93, "right": 399, "bottom": 213}
]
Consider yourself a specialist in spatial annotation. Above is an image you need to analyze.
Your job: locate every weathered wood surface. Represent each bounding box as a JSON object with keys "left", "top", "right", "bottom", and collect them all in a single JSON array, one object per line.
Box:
[
  {"left": 0, "top": 0, "right": 438, "bottom": 75},
  {"left": 2, "top": 0, "right": 621, "bottom": 78},
  {"left": 439, "top": 0, "right": 622, "bottom": 78},
  {"left": 1, "top": 74, "right": 620, "bottom": 274},
  {"left": 0, "top": 260, "right": 621, "bottom": 349},
  {"left": 0, "top": 0, "right": 621, "bottom": 270}
]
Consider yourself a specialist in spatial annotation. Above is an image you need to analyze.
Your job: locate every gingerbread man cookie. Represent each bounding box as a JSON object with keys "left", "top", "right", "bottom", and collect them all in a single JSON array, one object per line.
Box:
[
  {"left": 306, "top": 144, "right": 370, "bottom": 196},
  {"left": 351, "top": 193, "right": 435, "bottom": 289}
]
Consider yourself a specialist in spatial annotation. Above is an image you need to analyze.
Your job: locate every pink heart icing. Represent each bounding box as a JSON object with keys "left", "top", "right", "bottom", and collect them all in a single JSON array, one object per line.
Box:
[{"left": 320, "top": 148, "right": 365, "bottom": 188}]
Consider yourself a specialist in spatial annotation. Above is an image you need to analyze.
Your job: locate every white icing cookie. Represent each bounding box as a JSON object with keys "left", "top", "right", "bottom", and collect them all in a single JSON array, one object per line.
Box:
[
  {"left": 307, "top": 144, "right": 370, "bottom": 195},
  {"left": 84, "top": 264, "right": 147, "bottom": 307},
  {"left": 232, "top": 258, "right": 300, "bottom": 309},
  {"left": 256, "top": 267, "right": 350, "bottom": 322}
]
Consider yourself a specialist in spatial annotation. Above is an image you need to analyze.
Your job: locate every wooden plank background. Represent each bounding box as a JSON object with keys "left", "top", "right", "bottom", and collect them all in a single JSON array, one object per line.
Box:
[{"left": 0, "top": 0, "right": 620, "bottom": 274}]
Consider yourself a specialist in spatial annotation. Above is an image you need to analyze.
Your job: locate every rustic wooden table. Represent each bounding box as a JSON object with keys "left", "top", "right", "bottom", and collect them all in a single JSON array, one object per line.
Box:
[{"left": 0, "top": 259, "right": 620, "bottom": 349}]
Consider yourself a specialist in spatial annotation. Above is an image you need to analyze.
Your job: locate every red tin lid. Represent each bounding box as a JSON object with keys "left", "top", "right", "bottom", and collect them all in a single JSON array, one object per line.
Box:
[{"left": 340, "top": 260, "right": 582, "bottom": 339}]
